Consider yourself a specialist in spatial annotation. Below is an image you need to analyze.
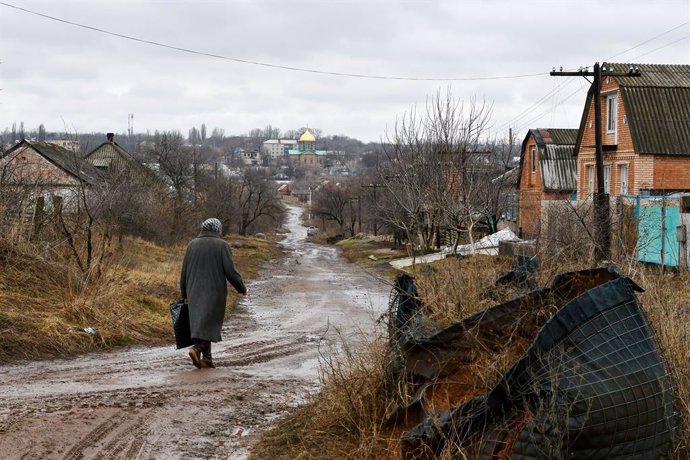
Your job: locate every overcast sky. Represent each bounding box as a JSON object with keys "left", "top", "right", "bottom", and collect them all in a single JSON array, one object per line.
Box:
[{"left": 1, "top": 0, "right": 688, "bottom": 143}]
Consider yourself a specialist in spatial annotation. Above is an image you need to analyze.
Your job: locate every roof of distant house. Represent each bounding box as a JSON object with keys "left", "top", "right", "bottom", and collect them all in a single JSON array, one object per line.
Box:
[
  {"left": 517, "top": 128, "right": 578, "bottom": 193},
  {"left": 491, "top": 167, "right": 520, "bottom": 188},
  {"left": 263, "top": 139, "right": 297, "bottom": 145},
  {"left": 575, "top": 63, "right": 690, "bottom": 156},
  {"left": 84, "top": 139, "right": 135, "bottom": 168},
  {"left": 3, "top": 139, "right": 102, "bottom": 185}
]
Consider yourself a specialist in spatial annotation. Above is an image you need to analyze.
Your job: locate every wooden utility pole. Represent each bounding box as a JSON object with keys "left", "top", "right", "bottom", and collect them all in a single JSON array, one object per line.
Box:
[
  {"left": 361, "top": 183, "right": 384, "bottom": 236},
  {"left": 348, "top": 196, "right": 361, "bottom": 235},
  {"left": 550, "top": 62, "right": 640, "bottom": 262}
]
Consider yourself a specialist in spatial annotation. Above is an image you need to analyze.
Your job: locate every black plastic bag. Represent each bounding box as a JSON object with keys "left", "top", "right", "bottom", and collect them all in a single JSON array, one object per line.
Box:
[{"left": 170, "top": 300, "right": 194, "bottom": 349}]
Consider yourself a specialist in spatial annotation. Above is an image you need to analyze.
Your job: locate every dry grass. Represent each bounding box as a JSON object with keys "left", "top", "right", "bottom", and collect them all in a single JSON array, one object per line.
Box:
[
  {"left": 635, "top": 267, "right": 690, "bottom": 458},
  {"left": 252, "top": 333, "right": 394, "bottom": 460},
  {"left": 410, "top": 255, "right": 516, "bottom": 329},
  {"left": 252, "top": 243, "right": 690, "bottom": 459},
  {"left": 252, "top": 255, "right": 524, "bottom": 460},
  {"left": 336, "top": 236, "right": 408, "bottom": 279},
  {"left": 0, "top": 233, "right": 278, "bottom": 362}
]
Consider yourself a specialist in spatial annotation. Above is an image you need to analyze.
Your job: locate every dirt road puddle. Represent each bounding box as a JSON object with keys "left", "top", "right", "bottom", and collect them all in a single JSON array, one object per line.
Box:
[{"left": 0, "top": 205, "right": 389, "bottom": 459}]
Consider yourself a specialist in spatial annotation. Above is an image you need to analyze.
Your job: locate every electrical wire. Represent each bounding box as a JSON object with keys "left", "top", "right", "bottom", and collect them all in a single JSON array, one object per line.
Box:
[
  {"left": 605, "top": 20, "right": 689, "bottom": 61},
  {"left": 513, "top": 84, "right": 585, "bottom": 134},
  {"left": 498, "top": 21, "right": 690, "bottom": 135},
  {"left": 494, "top": 78, "right": 576, "bottom": 133},
  {"left": 0, "top": 1, "right": 547, "bottom": 82},
  {"left": 627, "top": 34, "right": 690, "bottom": 62}
]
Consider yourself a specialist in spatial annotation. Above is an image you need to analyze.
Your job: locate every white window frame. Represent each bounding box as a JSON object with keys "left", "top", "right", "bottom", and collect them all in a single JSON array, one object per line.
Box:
[
  {"left": 619, "top": 163, "right": 628, "bottom": 195},
  {"left": 607, "top": 93, "right": 618, "bottom": 135},
  {"left": 604, "top": 165, "right": 611, "bottom": 194},
  {"left": 587, "top": 165, "right": 595, "bottom": 197}
]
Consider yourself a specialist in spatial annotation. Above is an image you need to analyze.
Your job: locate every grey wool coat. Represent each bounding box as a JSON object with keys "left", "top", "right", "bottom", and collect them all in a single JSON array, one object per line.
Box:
[{"left": 180, "top": 231, "right": 247, "bottom": 342}]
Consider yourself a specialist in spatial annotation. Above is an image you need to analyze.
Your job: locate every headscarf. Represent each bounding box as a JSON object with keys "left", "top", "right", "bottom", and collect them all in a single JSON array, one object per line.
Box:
[{"left": 201, "top": 217, "right": 222, "bottom": 234}]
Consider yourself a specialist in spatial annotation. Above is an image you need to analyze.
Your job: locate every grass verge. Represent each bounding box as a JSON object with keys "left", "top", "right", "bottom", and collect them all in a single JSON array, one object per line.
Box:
[
  {"left": 335, "top": 236, "right": 408, "bottom": 279},
  {"left": 0, "top": 234, "right": 279, "bottom": 363}
]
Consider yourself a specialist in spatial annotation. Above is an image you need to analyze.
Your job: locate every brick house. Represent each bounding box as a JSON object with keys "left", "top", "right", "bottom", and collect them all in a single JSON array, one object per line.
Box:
[
  {"left": 517, "top": 128, "right": 578, "bottom": 238},
  {"left": 0, "top": 140, "right": 103, "bottom": 235},
  {"left": 574, "top": 63, "right": 690, "bottom": 198},
  {"left": 1, "top": 139, "right": 102, "bottom": 196}
]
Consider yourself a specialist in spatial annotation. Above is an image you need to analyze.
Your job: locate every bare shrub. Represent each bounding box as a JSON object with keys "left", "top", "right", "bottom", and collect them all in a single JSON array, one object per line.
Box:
[
  {"left": 540, "top": 199, "right": 596, "bottom": 263},
  {"left": 376, "top": 90, "right": 508, "bottom": 253}
]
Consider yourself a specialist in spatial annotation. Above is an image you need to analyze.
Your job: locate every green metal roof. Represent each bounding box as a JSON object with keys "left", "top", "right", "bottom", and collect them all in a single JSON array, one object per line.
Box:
[{"left": 288, "top": 149, "right": 327, "bottom": 156}]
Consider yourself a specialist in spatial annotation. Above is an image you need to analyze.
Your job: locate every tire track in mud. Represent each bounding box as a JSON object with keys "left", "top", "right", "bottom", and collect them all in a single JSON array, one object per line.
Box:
[
  {"left": 90, "top": 412, "right": 151, "bottom": 460},
  {"left": 63, "top": 413, "right": 129, "bottom": 460},
  {"left": 0, "top": 205, "right": 389, "bottom": 459},
  {"left": 220, "top": 337, "right": 318, "bottom": 367}
]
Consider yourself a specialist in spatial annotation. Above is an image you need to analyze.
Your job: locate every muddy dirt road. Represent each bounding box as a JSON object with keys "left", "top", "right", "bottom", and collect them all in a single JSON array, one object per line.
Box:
[{"left": 0, "top": 206, "right": 390, "bottom": 459}]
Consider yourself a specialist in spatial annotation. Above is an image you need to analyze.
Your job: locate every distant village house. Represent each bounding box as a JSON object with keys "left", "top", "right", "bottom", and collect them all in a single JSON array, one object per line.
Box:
[{"left": 517, "top": 128, "right": 578, "bottom": 238}]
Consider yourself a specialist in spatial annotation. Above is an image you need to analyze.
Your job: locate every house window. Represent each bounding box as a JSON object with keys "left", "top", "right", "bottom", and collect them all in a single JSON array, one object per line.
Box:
[
  {"left": 604, "top": 165, "right": 611, "bottom": 194},
  {"left": 531, "top": 146, "right": 536, "bottom": 173},
  {"left": 620, "top": 164, "right": 628, "bottom": 195},
  {"left": 607, "top": 94, "right": 618, "bottom": 134},
  {"left": 587, "top": 165, "right": 595, "bottom": 197}
]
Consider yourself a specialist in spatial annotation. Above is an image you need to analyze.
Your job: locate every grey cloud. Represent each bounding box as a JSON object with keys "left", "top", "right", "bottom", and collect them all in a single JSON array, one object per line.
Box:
[{"left": 1, "top": 0, "right": 688, "bottom": 142}]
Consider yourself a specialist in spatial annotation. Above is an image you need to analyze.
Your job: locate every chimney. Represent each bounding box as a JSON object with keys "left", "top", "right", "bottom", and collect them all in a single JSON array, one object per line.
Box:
[{"left": 106, "top": 132, "right": 114, "bottom": 143}]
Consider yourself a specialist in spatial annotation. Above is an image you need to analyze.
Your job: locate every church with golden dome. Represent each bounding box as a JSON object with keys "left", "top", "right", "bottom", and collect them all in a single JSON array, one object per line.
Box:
[{"left": 288, "top": 129, "right": 326, "bottom": 168}]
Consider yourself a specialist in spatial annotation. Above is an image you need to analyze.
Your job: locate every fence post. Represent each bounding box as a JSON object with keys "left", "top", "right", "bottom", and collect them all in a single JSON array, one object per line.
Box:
[{"left": 661, "top": 196, "right": 666, "bottom": 268}]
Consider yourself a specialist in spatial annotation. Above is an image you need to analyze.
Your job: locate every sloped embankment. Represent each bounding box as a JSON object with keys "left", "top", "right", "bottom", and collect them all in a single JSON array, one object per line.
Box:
[{"left": 0, "top": 235, "right": 277, "bottom": 362}]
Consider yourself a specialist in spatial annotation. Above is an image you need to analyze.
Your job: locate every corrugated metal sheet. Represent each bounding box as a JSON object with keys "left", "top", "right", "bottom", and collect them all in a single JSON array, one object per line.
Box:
[
  {"left": 542, "top": 128, "right": 578, "bottom": 145},
  {"left": 608, "top": 63, "right": 690, "bottom": 88},
  {"left": 541, "top": 144, "right": 577, "bottom": 192},
  {"left": 613, "top": 63, "right": 690, "bottom": 156},
  {"left": 623, "top": 86, "right": 690, "bottom": 155}
]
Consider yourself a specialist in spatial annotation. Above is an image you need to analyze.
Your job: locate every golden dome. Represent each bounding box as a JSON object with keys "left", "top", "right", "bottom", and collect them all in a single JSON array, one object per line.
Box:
[{"left": 299, "top": 129, "right": 316, "bottom": 142}]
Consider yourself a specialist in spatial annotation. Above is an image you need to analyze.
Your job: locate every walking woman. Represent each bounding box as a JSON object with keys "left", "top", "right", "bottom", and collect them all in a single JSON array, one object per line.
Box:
[{"left": 180, "top": 218, "right": 248, "bottom": 368}]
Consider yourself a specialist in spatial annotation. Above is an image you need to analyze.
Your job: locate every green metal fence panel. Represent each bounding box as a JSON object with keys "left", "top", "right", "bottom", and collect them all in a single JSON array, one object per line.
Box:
[{"left": 637, "top": 200, "right": 680, "bottom": 267}]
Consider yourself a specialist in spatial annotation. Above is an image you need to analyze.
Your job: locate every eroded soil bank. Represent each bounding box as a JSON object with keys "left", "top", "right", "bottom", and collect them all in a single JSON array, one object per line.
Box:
[{"left": 0, "top": 205, "right": 389, "bottom": 459}]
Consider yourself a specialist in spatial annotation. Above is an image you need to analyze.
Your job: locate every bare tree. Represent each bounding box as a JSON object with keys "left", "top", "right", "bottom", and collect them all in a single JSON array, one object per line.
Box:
[
  {"left": 312, "top": 182, "right": 351, "bottom": 233},
  {"left": 236, "top": 171, "right": 283, "bottom": 236},
  {"left": 152, "top": 131, "right": 198, "bottom": 238},
  {"left": 376, "top": 90, "right": 495, "bottom": 252}
]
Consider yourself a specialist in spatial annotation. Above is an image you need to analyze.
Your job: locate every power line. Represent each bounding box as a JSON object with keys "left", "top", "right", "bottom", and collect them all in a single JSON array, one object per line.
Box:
[
  {"left": 494, "top": 78, "right": 576, "bottom": 133},
  {"left": 0, "top": 1, "right": 547, "bottom": 82},
  {"left": 498, "top": 22, "right": 689, "bottom": 136},
  {"left": 513, "top": 84, "right": 585, "bottom": 134},
  {"left": 605, "top": 20, "right": 689, "bottom": 61},
  {"left": 628, "top": 34, "right": 690, "bottom": 62}
]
